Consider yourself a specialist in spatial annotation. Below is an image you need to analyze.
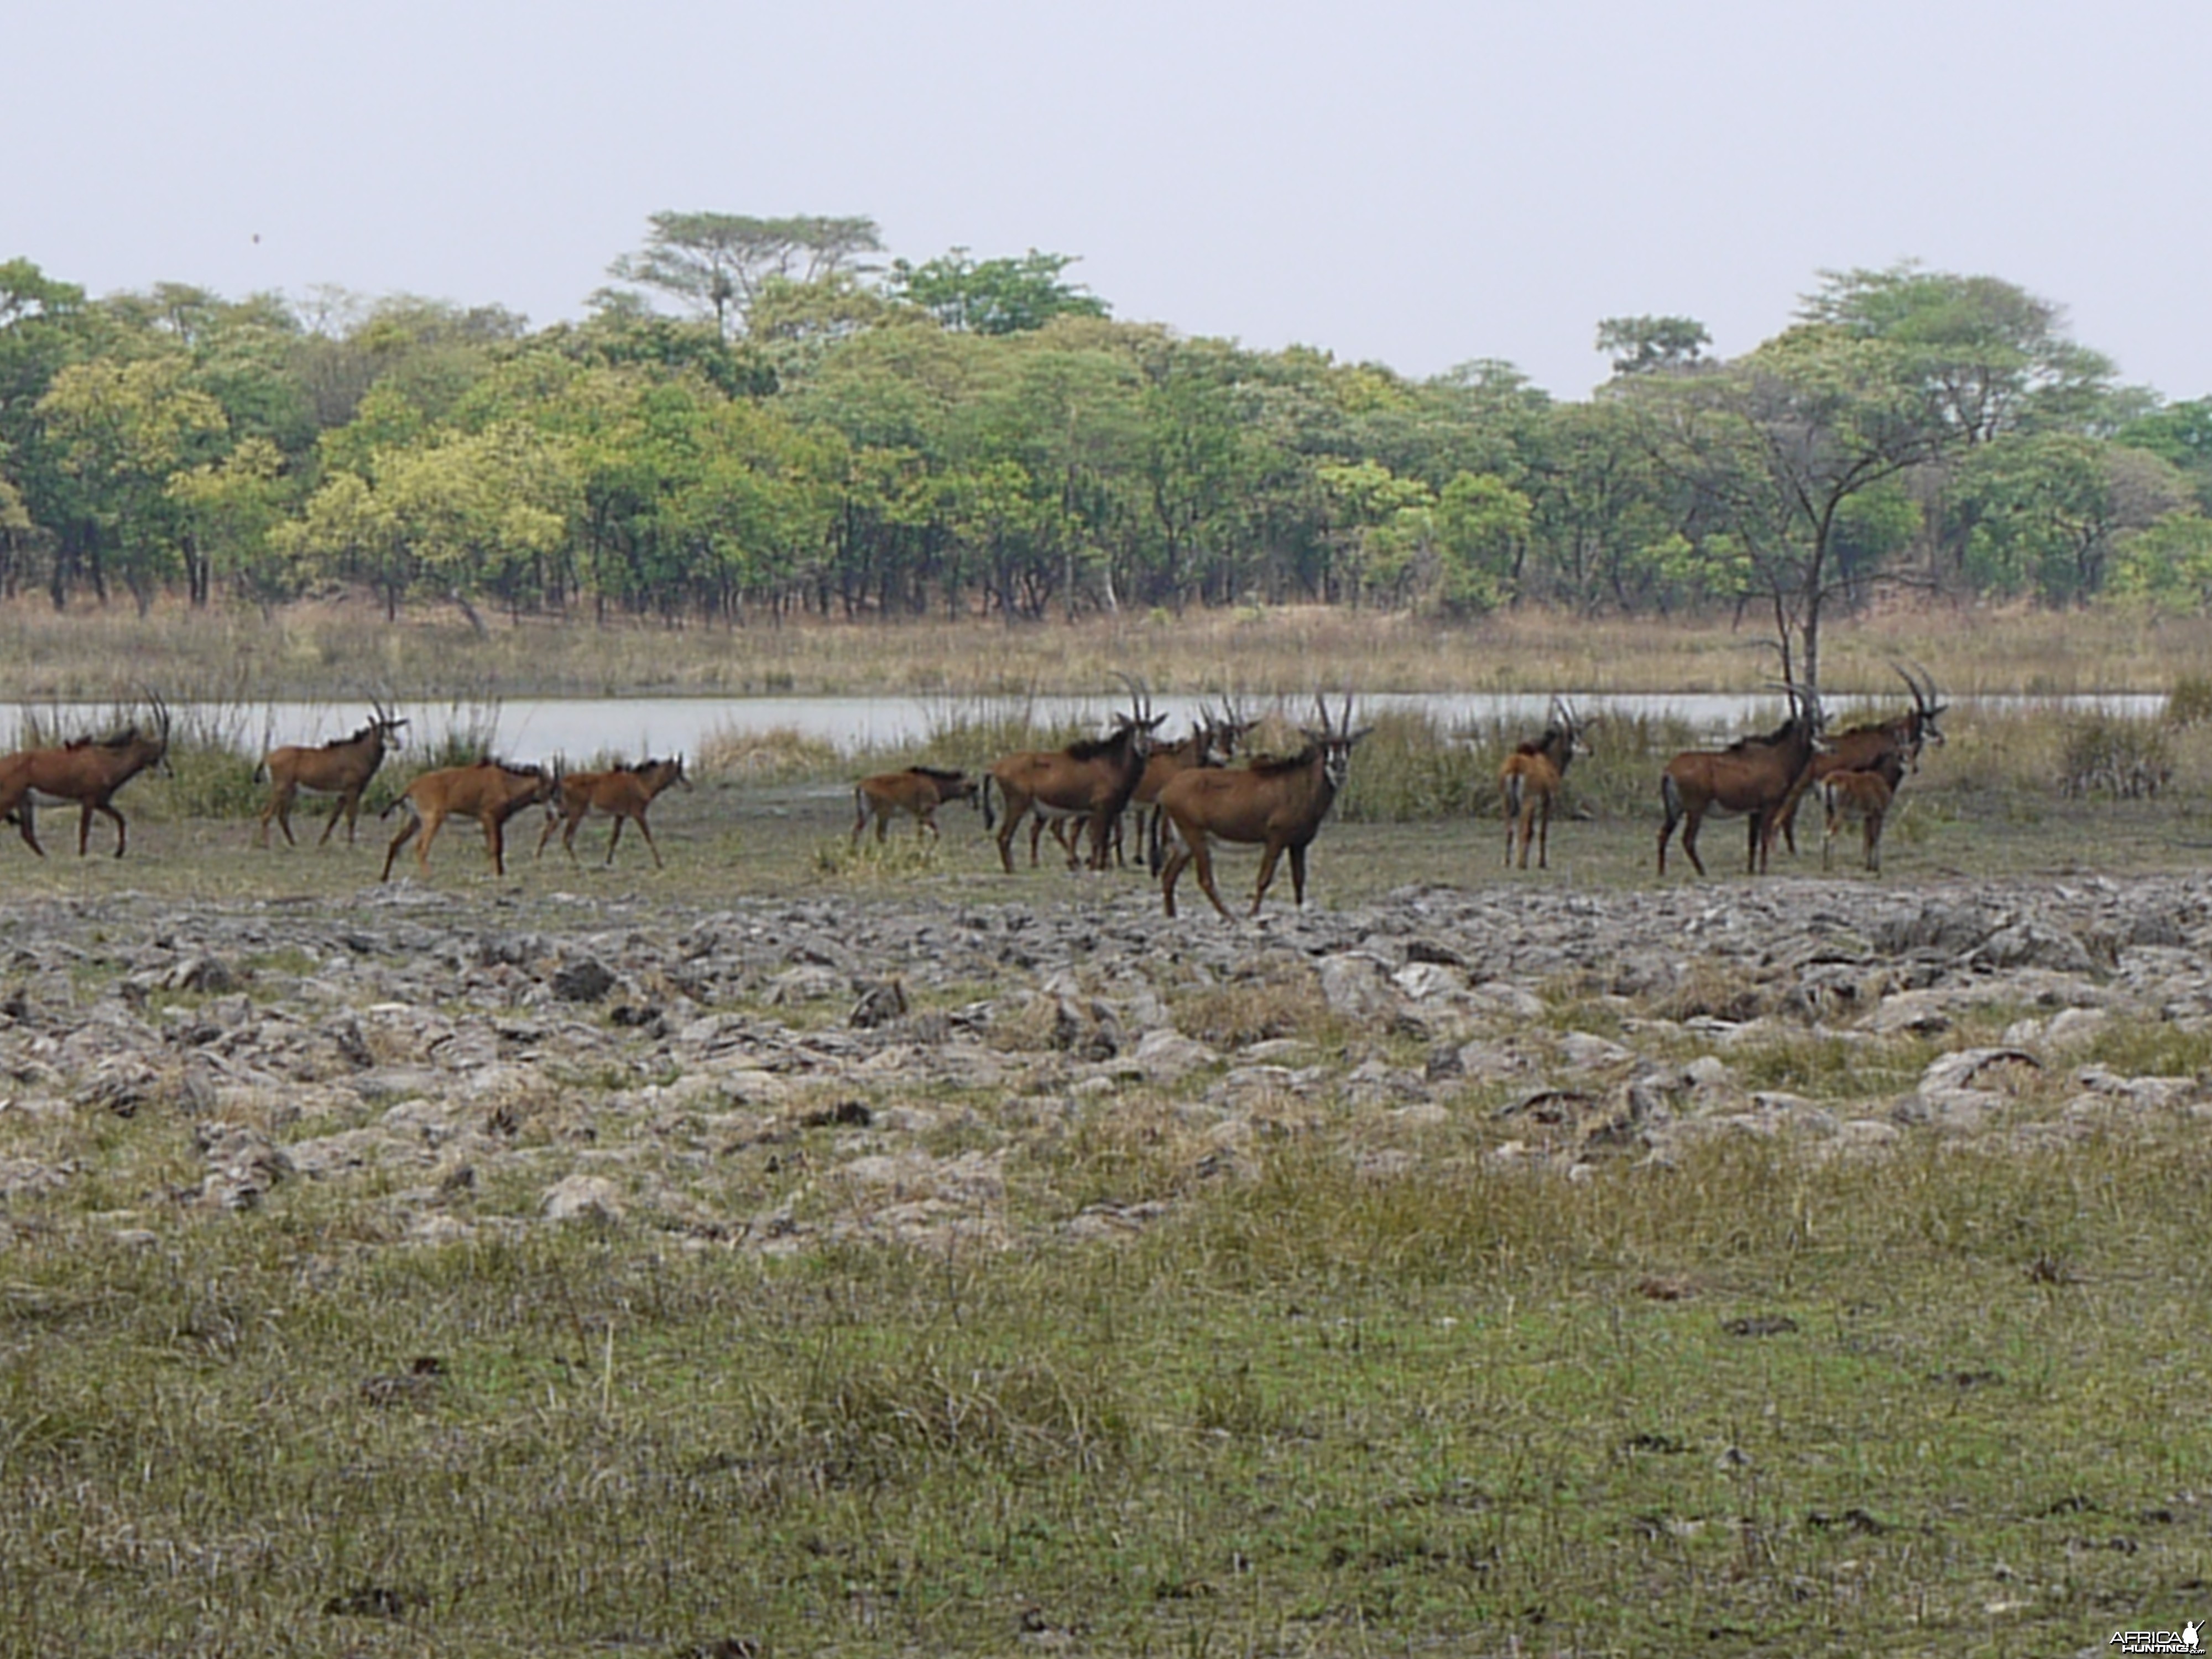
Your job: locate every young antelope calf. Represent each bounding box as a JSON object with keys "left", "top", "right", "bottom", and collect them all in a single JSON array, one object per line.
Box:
[
  {"left": 538, "top": 755, "right": 691, "bottom": 869},
  {"left": 1820, "top": 766, "right": 1896, "bottom": 873},
  {"left": 851, "top": 765, "right": 978, "bottom": 844}
]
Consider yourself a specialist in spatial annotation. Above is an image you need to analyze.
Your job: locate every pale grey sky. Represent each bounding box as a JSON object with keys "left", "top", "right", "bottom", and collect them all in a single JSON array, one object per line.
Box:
[{"left": 11, "top": 0, "right": 2208, "bottom": 399}]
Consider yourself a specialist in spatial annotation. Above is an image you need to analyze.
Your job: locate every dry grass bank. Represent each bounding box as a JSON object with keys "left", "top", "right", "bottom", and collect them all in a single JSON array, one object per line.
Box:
[{"left": 5, "top": 593, "right": 2211, "bottom": 701}]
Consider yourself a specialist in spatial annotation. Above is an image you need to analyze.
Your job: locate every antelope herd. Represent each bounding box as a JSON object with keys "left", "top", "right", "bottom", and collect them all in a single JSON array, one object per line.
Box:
[{"left": 0, "top": 665, "right": 1964, "bottom": 906}]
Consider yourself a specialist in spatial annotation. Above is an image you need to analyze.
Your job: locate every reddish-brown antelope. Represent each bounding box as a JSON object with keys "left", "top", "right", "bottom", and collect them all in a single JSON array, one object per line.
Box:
[
  {"left": 0, "top": 693, "right": 171, "bottom": 858},
  {"left": 380, "top": 758, "right": 561, "bottom": 880},
  {"left": 1157, "top": 695, "right": 1371, "bottom": 920},
  {"left": 253, "top": 701, "right": 409, "bottom": 848},
  {"left": 1820, "top": 748, "right": 1907, "bottom": 872},
  {"left": 1775, "top": 663, "right": 1944, "bottom": 856},
  {"left": 985, "top": 681, "right": 1164, "bottom": 873},
  {"left": 536, "top": 755, "right": 691, "bottom": 869},
  {"left": 1038, "top": 706, "right": 1245, "bottom": 872},
  {"left": 852, "top": 765, "right": 979, "bottom": 844},
  {"left": 1656, "top": 685, "right": 1827, "bottom": 878},
  {"left": 1499, "top": 697, "right": 1595, "bottom": 870}
]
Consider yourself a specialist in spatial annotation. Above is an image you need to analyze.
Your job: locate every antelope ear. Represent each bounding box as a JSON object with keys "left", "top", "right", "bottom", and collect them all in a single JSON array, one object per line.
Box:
[{"left": 1344, "top": 726, "right": 1376, "bottom": 745}]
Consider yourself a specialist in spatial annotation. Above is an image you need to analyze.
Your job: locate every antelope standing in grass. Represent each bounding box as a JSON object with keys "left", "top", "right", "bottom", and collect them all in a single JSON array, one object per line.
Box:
[
  {"left": 852, "top": 765, "right": 980, "bottom": 844},
  {"left": 253, "top": 701, "right": 409, "bottom": 848},
  {"left": 0, "top": 693, "right": 172, "bottom": 858},
  {"left": 380, "top": 758, "right": 561, "bottom": 880},
  {"left": 1039, "top": 706, "right": 1246, "bottom": 872},
  {"left": 1157, "top": 695, "right": 1371, "bottom": 920},
  {"left": 1775, "top": 664, "right": 1944, "bottom": 857},
  {"left": 1820, "top": 748, "right": 1907, "bottom": 872},
  {"left": 1499, "top": 697, "right": 1595, "bottom": 870},
  {"left": 985, "top": 681, "right": 1163, "bottom": 873},
  {"left": 536, "top": 755, "right": 691, "bottom": 869},
  {"left": 1656, "top": 684, "right": 1827, "bottom": 878}
]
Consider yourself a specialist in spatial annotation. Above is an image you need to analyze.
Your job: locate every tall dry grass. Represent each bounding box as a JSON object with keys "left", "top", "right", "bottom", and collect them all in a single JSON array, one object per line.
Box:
[{"left": 8, "top": 592, "right": 2212, "bottom": 701}]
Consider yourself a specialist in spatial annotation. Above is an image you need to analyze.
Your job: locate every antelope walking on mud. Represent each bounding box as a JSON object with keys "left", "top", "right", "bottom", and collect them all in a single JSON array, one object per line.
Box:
[
  {"left": 253, "top": 702, "right": 409, "bottom": 848},
  {"left": 985, "top": 681, "right": 1163, "bottom": 873},
  {"left": 537, "top": 755, "right": 691, "bottom": 869},
  {"left": 1775, "top": 663, "right": 1945, "bottom": 857},
  {"left": 1157, "top": 695, "right": 1371, "bottom": 920},
  {"left": 1499, "top": 697, "right": 1594, "bottom": 870},
  {"left": 380, "top": 759, "right": 560, "bottom": 880},
  {"left": 1656, "top": 684, "right": 1827, "bottom": 878},
  {"left": 853, "top": 766, "right": 979, "bottom": 844},
  {"left": 0, "top": 693, "right": 172, "bottom": 858}
]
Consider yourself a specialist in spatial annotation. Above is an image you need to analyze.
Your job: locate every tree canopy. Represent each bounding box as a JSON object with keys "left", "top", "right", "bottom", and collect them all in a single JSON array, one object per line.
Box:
[{"left": 0, "top": 233, "right": 2203, "bottom": 655}]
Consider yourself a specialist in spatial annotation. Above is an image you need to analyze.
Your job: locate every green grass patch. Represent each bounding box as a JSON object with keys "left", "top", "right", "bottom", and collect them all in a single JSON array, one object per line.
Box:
[{"left": 5, "top": 1131, "right": 2210, "bottom": 1654}]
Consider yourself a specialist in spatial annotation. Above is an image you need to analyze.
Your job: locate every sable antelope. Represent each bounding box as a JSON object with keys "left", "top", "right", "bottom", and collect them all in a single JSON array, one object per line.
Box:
[
  {"left": 0, "top": 693, "right": 172, "bottom": 858},
  {"left": 1136, "top": 706, "right": 1250, "bottom": 874},
  {"left": 379, "top": 758, "right": 561, "bottom": 880},
  {"left": 1776, "top": 663, "right": 1945, "bottom": 856},
  {"left": 1499, "top": 697, "right": 1595, "bottom": 870},
  {"left": 1656, "top": 684, "right": 1827, "bottom": 878},
  {"left": 1820, "top": 753, "right": 1905, "bottom": 873},
  {"left": 1040, "top": 706, "right": 1246, "bottom": 872},
  {"left": 1157, "top": 694, "right": 1371, "bottom": 920},
  {"left": 536, "top": 755, "right": 692, "bottom": 869},
  {"left": 984, "top": 680, "right": 1164, "bottom": 873},
  {"left": 852, "top": 765, "right": 979, "bottom": 844},
  {"left": 253, "top": 701, "right": 409, "bottom": 848}
]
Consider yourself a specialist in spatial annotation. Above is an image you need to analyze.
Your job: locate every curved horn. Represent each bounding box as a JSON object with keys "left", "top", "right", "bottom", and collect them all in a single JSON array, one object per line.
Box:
[
  {"left": 1891, "top": 661, "right": 1929, "bottom": 716},
  {"left": 1911, "top": 659, "right": 1947, "bottom": 713}
]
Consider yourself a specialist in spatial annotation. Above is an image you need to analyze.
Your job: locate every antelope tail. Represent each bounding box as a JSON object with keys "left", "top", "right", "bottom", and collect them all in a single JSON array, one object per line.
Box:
[
  {"left": 982, "top": 775, "right": 997, "bottom": 832},
  {"left": 1659, "top": 772, "right": 1684, "bottom": 828},
  {"left": 1503, "top": 776, "right": 1525, "bottom": 820},
  {"left": 253, "top": 760, "right": 269, "bottom": 785}
]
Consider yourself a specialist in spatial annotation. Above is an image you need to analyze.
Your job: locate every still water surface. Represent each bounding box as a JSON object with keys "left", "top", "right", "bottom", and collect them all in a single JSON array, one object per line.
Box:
[{"left": 4, "top": 691, "right": 2167, "bottom": 759}]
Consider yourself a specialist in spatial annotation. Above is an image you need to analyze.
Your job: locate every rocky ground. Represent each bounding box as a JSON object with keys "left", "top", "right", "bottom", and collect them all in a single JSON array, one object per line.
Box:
[{"left": 4, "top": 872, "right": 2209, "bottom": 1255}]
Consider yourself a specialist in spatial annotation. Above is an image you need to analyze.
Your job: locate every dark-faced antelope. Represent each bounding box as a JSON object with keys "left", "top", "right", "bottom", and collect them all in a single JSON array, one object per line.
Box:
[
  {"left": 1039, "top": 706, "right": 1246, "bottom": 872},
  {"left": 380, "top": 758, "right": 561, "bottom": 880},
  {"left": 1777, "top": 663, "right": 1944, "bottom": 855},
  {"left": 852, "top": 765, "right": 979, "bottom": 844},
  {"left": 1656, "top": 685, "right": 1827, "bottom": 878},
  {"left": 1157, "top": 695, "right": 1371, "bottom": 920},
  {"left": 1499, "top": 697, "right": 1595, "bottom": 870},
  {"left": 1820, "top": 758, "right": 1902, "bottom": 873},
  {"left": 984, "top": 682, "right": 1163, "bottom": 874},
  {"left": 253, "top": 701, "right": 409, "bottom": 848},
  {"left": 0, "top": 693, "right": 172, "bottom": 858},
  {"left": 536, "top": 755, "right": 691, "bottom": 869}
]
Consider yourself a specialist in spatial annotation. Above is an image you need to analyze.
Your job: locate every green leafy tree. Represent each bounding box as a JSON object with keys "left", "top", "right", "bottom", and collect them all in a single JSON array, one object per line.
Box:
[
  {"left": 2118, "top": 398, "right": 2212, "bottom": 513},
  {"left": 166, "top": 435, "right": 295, "bottom": 613},
  {"left": 1316, "top": 459, "right": 1433, "bottom": 608},
  {"left": 1954, "top": 433, "right": 2191, "bottom": 605},
  {"left": 2109, "top": 510, "right": 2212, "bottom": 612},
  {"left": 1595, "top": 316, "right": 1711, "bottom": 379},
  {"left": 271, "top": 469, "right": 408, "bottom": 617},
  {"left": 1623, "top": 323, "right": 1958, "bottom": 686},
  {"left": 608, "top": 212, "right": 883, "bottom": 340},
  {"left": 0, "top": 260, "right": 104, "bottom": 605},
  {"left": 1524, "top": 397, "right": 1675, "bottom": 613},
  {"left": 886, "top": 249, "right": 1109, "bottom": 335},
  {"left": 1431, "top": 472, "right": 1532, "bottom": 615},
  {"left": 36, "top": 354, "right": 228, "bottom": 613}
]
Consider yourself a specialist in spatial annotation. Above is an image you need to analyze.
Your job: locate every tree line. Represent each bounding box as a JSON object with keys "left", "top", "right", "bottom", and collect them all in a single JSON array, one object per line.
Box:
[{"left": 3, "top": 215, "right": 2209, "bottom": 677}]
